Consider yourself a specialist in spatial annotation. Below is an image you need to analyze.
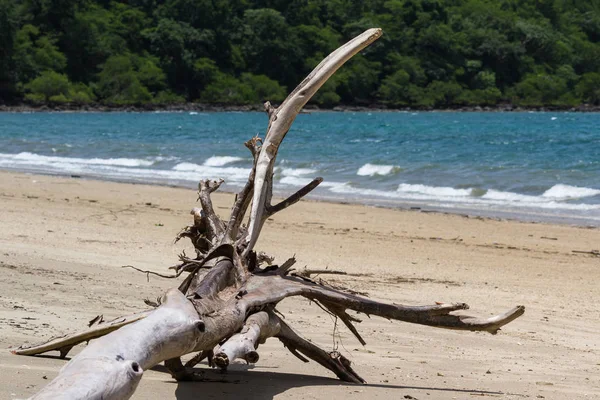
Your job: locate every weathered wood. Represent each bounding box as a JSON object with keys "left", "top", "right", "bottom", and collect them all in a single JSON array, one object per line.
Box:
[
  {"left": 30, "top": 289, "right": 204, "bottom": 399},
  {"left": 15, "top": 28, "right": 525, "bottom": 400},
  {"left": 214, "top": 310, "right": 281, "bottom": 368},
  {"left": 244, "top": 28, "right": 383, "bottom": 256},
  {"left": 276, "top": 317, "right": 366, "bottom": 383},
  {"left": 197, "top": 179, "right": 226, "bottom": 241},
  {"left": 12, "top": 311, "right": 151, "bottom": 357},
  {"left": 239, "top": 275, "right": 525, "bottom": 335}
]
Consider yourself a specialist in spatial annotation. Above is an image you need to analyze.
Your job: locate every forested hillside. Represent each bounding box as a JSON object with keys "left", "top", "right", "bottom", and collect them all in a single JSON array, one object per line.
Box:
[{"left": 1, "top": 0, "right": 599, "bottom": 108}]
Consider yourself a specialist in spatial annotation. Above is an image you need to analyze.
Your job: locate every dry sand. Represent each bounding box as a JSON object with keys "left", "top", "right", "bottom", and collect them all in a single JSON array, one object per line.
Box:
[{"left": 0, "top": 171, "right": 598, "bottom": 399}]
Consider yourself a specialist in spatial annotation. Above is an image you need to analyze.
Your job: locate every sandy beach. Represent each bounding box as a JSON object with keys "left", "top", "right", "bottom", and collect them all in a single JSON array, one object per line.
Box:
[{"left": 0, "top": 170, "right": 598, "bottom": 399}]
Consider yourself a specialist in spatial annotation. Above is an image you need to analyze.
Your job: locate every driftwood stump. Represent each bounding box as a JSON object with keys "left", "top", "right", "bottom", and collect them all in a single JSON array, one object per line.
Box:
[{"left": 12, "top": 28, "right": 525, "bottom": 400}]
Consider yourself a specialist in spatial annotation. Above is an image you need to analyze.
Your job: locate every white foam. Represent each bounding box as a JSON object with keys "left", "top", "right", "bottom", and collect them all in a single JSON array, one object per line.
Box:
[
  {"left": 482, "top": 189, "right": 542, "bottom": 203},
  {"left": 330, "top": 184, "right": 400, "bottom": 198},
  {"left": 397, "top": 183, "right": 472, "bottom": 197},
  {"left": 542, "top": 184, "right": 600, "bottom": 200},
  {"left": 280, "top": 168, "right": 317, "bottom": 177},
  {"left": 325, "top": 182, "right": 600, "bottom": 212},
  {"left": 0, "top": 152, "right": 251, "bottom": 186},
  {"left": 279, "top": 176, "right": 313, "bottom": 186},
  {"left": 349, "top": 138, "right": 383, "bottom": 143},
  {"left": 203, "top": 156, "right": 244, "bottom": 167},
  {"left": 172, "top": 162, "right": 250, "bottom": 182},
  {"left": 359, "top": 163, "right": 399, "bottom": 177},
  {"left": 279, "top": 175, "right": 346, "bottom": 190},
  {"left": 357, "top": 163, "right": 399, "bottom": 177},
  {"left": 0, "top": 152, "right": 154, "bottom": 167},
  {"left": 172, "top": 162, "right": 202, "bottom": 171}
]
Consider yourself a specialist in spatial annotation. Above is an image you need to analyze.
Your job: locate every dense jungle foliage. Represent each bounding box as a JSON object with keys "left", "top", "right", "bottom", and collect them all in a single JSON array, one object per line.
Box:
[{"left": 0, "top": 0, "right": 599, "bottom": 108}]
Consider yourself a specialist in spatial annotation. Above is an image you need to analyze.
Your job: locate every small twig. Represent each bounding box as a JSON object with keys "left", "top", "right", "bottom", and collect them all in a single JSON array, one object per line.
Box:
[
  {"left": 144, "top": 297, "right": 162, "bottom": 308},
  {"left": 87, "top": 315, "right": 104, "bottom": 327},
  {"left": 278, "top": 256, "right": 297, "bottom": 276},
  {"left": 572, "top": 250, "right": 600, "bottom": 256},
  {"left": 184, "top": 349, "right": 214, "bottom": 368},
  {"left": 122, "top": 265, "right": 183, "bottom": 281},
  {"left": 296, "top": 269, "right": 347, "bottom": 278}
]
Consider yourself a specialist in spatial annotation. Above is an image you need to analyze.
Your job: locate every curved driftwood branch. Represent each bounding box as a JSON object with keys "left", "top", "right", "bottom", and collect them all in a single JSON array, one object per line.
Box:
[
  {"left": 11, "top": 311, "right": 151, "bottom": 357},
  {"left": 244, "top": 28, "right": 383, "bottom": 256},
  {"left": 241, "top": 275, "right": 524, "bottom": 335}
]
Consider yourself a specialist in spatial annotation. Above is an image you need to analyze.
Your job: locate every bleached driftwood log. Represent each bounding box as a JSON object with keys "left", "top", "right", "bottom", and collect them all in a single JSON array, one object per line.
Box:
[{"left": 14, "top": 28, "right": 525, "bottom": 400}]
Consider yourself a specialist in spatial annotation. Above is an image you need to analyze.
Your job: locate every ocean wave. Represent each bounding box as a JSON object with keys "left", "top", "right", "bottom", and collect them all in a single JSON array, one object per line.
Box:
[
  {"left": 279, "top": 175, "right": 346, "bottom": 189},
  {"left": 280, "top": 167, "right": 317, "bottom": 177},
  {"left": 326, "top": 182, "right": 600, "bottom": 212},
  {"left": 0, "top": 152, "right": 155, "bottom": 167},
  {"left": 357, "top": 163, "right": 399, "bottom": 176},
  {"left": 279, "top": 176, "right": 313, "bottom": 186},
  {"left": 203, "top": 156, "right": 245, "bottom": 167},
  {"left": 349, "top": 138, "right": 383, "bottom": 143},
  {"left": 397, "top": 183, "right": 472, "bottom": 197},
  {"left": 172, "top": 162, "right": 250, "bottom": 181},
  {"left": 483, "top": 189, "right": 546, "bottom": 203},
  {"left": 0, "top": 151, "right": 252, "bottom": 185},
  {"left": 542, "top": 184, "right": 600, "bottom": 200}
]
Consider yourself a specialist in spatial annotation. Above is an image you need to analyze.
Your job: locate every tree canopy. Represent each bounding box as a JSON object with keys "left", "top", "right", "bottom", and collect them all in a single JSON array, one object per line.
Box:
[{"left": 1, "top": 0, "right": 599, "bottom": 108}]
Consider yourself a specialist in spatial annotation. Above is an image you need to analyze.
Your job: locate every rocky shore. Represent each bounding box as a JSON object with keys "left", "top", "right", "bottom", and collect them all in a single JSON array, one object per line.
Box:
[{"left": 2, "top": 102, "right": 600, "bottom": 113}]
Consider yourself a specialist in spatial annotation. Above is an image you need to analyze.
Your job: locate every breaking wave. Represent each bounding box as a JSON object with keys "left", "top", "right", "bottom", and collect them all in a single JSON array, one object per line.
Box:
[
  {"left": 357, "top": 163, "right": 400, "bottom": 176},
  {"left": 203, "top": 156, "right": 245, "bottom": 167},
  {"left": 0, "top": 152, "right": 155, "bottom": 167}
]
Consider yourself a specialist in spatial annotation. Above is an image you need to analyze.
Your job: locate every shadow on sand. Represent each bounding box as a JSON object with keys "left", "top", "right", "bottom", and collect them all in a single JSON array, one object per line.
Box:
[{"left": 150, "top": 364, "right": 507, "bottom": 400}]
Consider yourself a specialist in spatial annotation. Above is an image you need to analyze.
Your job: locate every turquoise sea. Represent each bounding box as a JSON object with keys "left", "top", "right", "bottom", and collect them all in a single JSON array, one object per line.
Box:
[{"left": 1, "top": 111, "right": 599, "bottom": 226}]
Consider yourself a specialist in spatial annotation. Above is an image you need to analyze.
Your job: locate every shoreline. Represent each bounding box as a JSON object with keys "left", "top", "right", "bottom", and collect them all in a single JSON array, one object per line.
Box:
[
  {"left": 2, "top": 102, "right": 600, "bottom": 113},
  {"left": 2, "top": 169, "right": 598, "bottom": 229}
]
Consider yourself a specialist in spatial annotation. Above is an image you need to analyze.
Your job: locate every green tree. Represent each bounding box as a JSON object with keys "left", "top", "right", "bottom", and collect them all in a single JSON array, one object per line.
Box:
[
  {"left": 240, "top": 9, "right": 301, "bottom": 88},
  {"left": 510, "top": 73, "right": 569, "bottom": 106},
  {"left": 24, "top": 70, "right": 71, "bottom": 102},
  {"left": 575, "top": 73, "right": 600, "bottom": 105},
  {"left": 199, "top": 73, "right": 254, "bottom": 104},
  {"left": 69, "top": 82, "right": 96, "bottom": 104},
  {"left": 0, "top": 0, "right": 20, "bottom": 100},
  {"left": 96, "top": 55, "right": 152, "bottom": 104},
  {"left": 13, "top": 24, "right": 67, "bottom": 85},
  {"left": 240, "top": 73, "right": 287, "bottom": 103}
]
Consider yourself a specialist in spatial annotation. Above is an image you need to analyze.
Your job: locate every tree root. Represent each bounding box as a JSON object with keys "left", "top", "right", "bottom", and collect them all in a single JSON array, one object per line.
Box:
[
  {"left": 214, "top": 310, "right": 281, "bottom": 369},
  {"left": 276, "top": 317, "right": 366, "bottom": 383}
]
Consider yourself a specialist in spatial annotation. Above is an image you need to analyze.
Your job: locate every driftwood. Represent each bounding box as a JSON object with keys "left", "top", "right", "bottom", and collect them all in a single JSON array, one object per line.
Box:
[{"left": 13, "top": 28, "right": 525, "bottom": 399}]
